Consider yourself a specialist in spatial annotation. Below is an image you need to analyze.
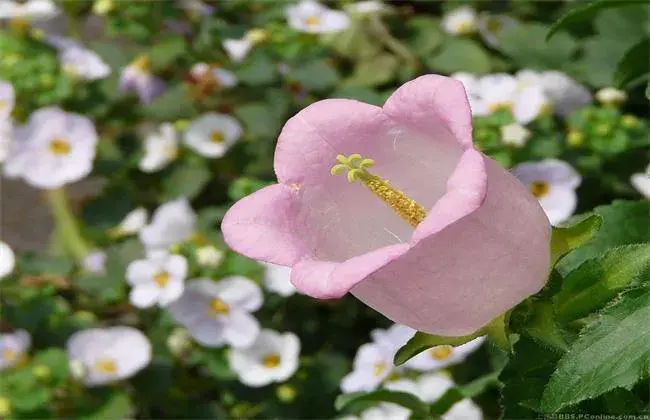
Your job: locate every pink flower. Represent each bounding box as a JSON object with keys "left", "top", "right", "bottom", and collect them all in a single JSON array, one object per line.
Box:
[{"left": 222, "top": 75, "right": 550, "bottom": 336}]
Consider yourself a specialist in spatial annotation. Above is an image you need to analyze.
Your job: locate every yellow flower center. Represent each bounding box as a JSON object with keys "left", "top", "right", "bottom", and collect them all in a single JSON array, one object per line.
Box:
[
  {"left": 210, "top": 130, "right": 225, "bottom": 143},
  {"left": 94, "top": 358, "right": 117, "bottom": 374},
  {"left": 49, "top": 138, "right": 71, "bottom": 155},
  {"left": 0, "top": 100, "right": 6, "bottom": 112},
  {"left": 488, "top": 102, "right": 513, "bottom": 113},
  {"left": 305, "top": 16, "right": 320, "bottom": 26},
  {"left": 263, "top": 353, "right": 281, "bottom": 368},
  {"left": 209, "top": 298, "right": 230, "bottom": 316},
  {"left": 331, "top": 154, "right": 427, "bottom": 227},
  {"left": 457, "top": 20, "right": 474, "bottom": 34},
  {"left": 530, "top": 181, "right": 550, "bottom": 199},
  {"left": 430, "top": 345, "right": 453, "bottom": 361},
  {"left": 373, "top": 361, "right": 387, "bottom": 377},
  {"left": 2, "top": 348, "right": 17, "bottom": 362},
  {"left": 153, "top": 271, "right": 170, "bottom": 288},
  {"left": 131, "top": 55, "right": 151, "bottom": 72}
]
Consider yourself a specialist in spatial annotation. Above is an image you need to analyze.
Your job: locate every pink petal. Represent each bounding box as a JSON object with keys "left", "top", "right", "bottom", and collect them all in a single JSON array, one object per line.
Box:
[{"left": 383, "top": 74, "right": 473, "bottom": 147}]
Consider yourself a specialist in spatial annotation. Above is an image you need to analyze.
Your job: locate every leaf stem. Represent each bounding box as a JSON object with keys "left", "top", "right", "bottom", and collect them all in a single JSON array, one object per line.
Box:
[{"left": 44, "top": 188, "right": 90, "bottom": 263}]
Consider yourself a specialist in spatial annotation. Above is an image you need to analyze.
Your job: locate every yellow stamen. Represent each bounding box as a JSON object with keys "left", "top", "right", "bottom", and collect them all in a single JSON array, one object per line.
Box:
[
  {"left": 94, "top": 359, "right": 117, "bottom": 374},
  {"left": 2, "top": 349, "right": 17, "bottom": 362},
  {"left": 373, "top": 361, "right": 387, "bottom": 377},
  {"left": 131, "top": 55, "right": 151, "bottom": 72},
  {"left": 305, "top": 16, "right": 320, "bottom": 26},
  {"left": 530, "top": 181, "right": 550, "bottom": 199},
  {"left": 488, "top": 102, "right": 513, "bottom": 113},
  {"left": 49, "top": 138, "right": 71, "bottom": 155},
  {"left": 209, "top": 298, "right": 230, "bottom": 316},
  {"left": 210, "top": 130, "right": 224, "bottom": 143},
  {"left": 331, "top": 154, "right": 427, "bottom": 227},
  {"left": 154, "top": 271, "right": 170, "bottom": 288},
  {"left": 263, "top": 353, "right": 281, "bottom": 368},
  {"left": 430, "top": 345, "right": 453, "bottom": 361}
]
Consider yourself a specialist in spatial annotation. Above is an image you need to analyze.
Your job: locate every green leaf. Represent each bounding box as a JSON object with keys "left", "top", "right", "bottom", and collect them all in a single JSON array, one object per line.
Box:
[
  {"left": 497, "top": 23, "right": 577, "bottom": 69},
  {"left": 427, "top": 39, "right": 491, "bottom": 74},
  {"left": 234, "top": 103, "right": 282, "bottom": 138},
  {"left": 547, "top": 0, "right": 644, "bottom": 41},
  {"left": 554, "top": 244, "right": 650, "bottom": 323},
  {"left": 19, "top": 256, "right": 74, "bottom": 277},
  {"left": 345, "top": 53, "right": 399, "bottom": 87},
  {"left": 78, "top": 390, "right": 133, "bottom": 420},
  {"left": 87, "top": 42, "right": 131, "bottom": 70},
  {"left": 324, "top": 21, "right": 382, "bottom": 60},
  {"left": 288, "top": 60, "right": 340, "bottom": 91},
  {"left": 148, "top": 37, "right": 186, "bottom": 70},
  {"left": 32, "top": 348, "right": 70, "bottom": 384},
  {"left": 162, "top": 160, "right": 210, "bottom": 201},
  {"left": 407, "top": 17, "right": 444, "bottom": 57},
  {"left": 332, "top": 85, "right": 384, "bottom": 106},
  {"left": 550, "top": 214, "right": 603, "bottom": 266},
  {"left": 394, "top": 330, "right": 484, "bottom": 366},
  {"left": 614, "top": 37, "right": 650, "bottom": 88},
  {"left": 429, "top": 371, "right": 501, "bottom": 416},
  {"left": 557, "top": 201, "right": 650, "bottom": 275},
  {"left": 335, "top": 390, "right": 429, "bottom": 418},
  {"left": 236, "top": 53, "right": 277, "bottom": 86},
  {"left": 141, "top": 84, "right": 197, "bottom": 120},
  {"left": 541, "top": 286, "right": 650, "bottom": 412}
]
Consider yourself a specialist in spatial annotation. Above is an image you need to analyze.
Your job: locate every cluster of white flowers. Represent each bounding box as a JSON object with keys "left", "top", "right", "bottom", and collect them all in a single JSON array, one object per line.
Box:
[
  {"left": 442, "top": 5, "right": 517, "bottom": 48},
  {"left": 286, "top": 0, "right": 351, "bottom": 34},
  {"left": 45, "top": 35, "right": 111, "bottom": 82}
]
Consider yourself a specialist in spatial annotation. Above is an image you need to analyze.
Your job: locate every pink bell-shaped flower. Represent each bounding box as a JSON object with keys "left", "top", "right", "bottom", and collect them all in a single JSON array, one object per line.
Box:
[{"left": 222, "top": 75, "right": 550, "bottom": 336}]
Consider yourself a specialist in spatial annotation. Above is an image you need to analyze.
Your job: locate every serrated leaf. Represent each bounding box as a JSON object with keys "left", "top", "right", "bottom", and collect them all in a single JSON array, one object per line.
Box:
[
  {"left": 614, "top": 37, "right": 650, "bottom": 88},
  {"left": 427, "top": 39, "right": 491, "bottom": 74},
  {"left": 541, "top": 286, "right": 650, "bottom": 412},
  {"left": 394, "top": 330, "right": 483, "bottom": 366},
  {"left": 550, "top": 214, "right": 602, "bottom": 266},
  {"left": 335, "top": 390, "right": 429, "bottom": 418},
  {"left": 162, "top": 160, "right": 210, "bottom": 201},
  {"left": 554, "top": 244, "right": 650, "bottom": 323},
  {"left": 288, "top": 60, "right": 340, "bottom": 91}
]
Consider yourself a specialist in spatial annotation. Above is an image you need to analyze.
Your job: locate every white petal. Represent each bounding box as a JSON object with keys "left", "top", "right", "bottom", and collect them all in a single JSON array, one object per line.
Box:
[
  {"left": 117, "top": 207, "right": 148, "bottom": 235},
  {"left": 512, "top": 159, "right": 581, "bottom": 190},
  {"left": 262, "top": 262, "right": 296, "bottom": 296},
  {"left": 183, "top": 113, "right": 243, "bottom": 158},
  {"left": 158, "top": 279, "right": 184, "bottom": 306},
  {"left": 82, "top": 249, "right": 106, "bottom": 274},
  {"left": 272, "top": 332, "right": 301, "bottom": 382},
  {"left": 442, "top": 6, "right": 477, "bottom": 35},
  {"left": 385, "top": 378, "right": 419, "bottom": 395},
  {"left": 513, "top": 85, "right": 547, "bottom": 124},
  {"left": 223, "top": 39, "right": 253, "bottom": 62},
  {"left": 139, "top": 197, "right": 196, "bottom": 250},
  {"left": 188, "top": 318, "right": 228, "bottom": 348},
  {"left": 442, "top": 399, "right": 483, "bottom": 420},
  {"left": 416, "top": 373, "right": 455, "bottom": 403},
  {"left": 631, "top": 171, "right": 650, "bottom": 199},
  {"left": 0, "top": 81, "right": 15, "bottom": 119},
  {"left": 129, "top": 284, "right": 161, "bottom": 308},
  {"left": 222, "top": 311, "right": 261, "bottom": 348},
  {"left": 164, "top": 254, "right": 188, "bottom": 279},
  {"left": 0, "top": 241, "right": 16, "bottom": 279},
  {"left": 540, "top": 71, "right": 591, "bottom": 116},
  {"left": 106, "top": 327, "right": 152, "bottom": 380},
  {"left": 126, "top": 259, "right": 157, "bottom": 286},
  {"left": 539, "top": 186, "right": 578, "bottom": 225},
  {"left": 213, "top": 276, "right": 263, "bottom": 312}
]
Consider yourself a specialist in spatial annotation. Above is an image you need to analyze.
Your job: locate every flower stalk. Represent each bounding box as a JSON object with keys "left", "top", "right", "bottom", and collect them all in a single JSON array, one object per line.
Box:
[{"left": 44, "top": 187, "right": 90, "bottom": 263}]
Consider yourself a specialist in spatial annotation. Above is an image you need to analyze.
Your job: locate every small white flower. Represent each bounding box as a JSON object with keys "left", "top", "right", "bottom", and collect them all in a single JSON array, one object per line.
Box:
[
  {"left": 167, "top": 327, "right": 192, "bottom": 357},
  {"left": 405, "top": 336, "right": 485, "bottom": 372},
  {"left": 0, "top": 0, "right": 59, "bottom": 21},
  {"left": 262, "top": 262, "right": 296, "bottom": 297},
  {"left": 443, "top": 399, "right": 483, "bottom": 420},
  {"left": 120, "top": 56, "right": 166, "bottom": 104},
  {"left": 139, "top": 197, "right": 196, "bottom": 251},
  {"left": 414, "top": 372, "right": 456, "bottom": 403},
  {"left": 4, "top": 107, "right": 98, "bottom": 189},
  {"left": 0, "top": 118, "right": 12, "bottom": 163},
  {"left": 451, "top": 72, "right": 484, "bottom": 115},
  {"left": 0, "top": 241, "right": 15, "bottom": 279},
  {"left": 341, "top": 324, "right": 414, "bottom": 393},
  {"left": 474, "top": 74, "right": 549, "bottom": 124},
  {"left": 59, "top": 46, "right": 111, "bottom": 82},
  {"left": 286, "top": 0, "right": 351, "bottom": 34},
  {"left": 0, "top": 330, "right": 30, "bottom": 370},
  {"left": 223, "top": 38, "right": 254, "bottom": 63},
  {"left": 82, "top": 249, "right": 107, "bottom": 274},
  {"left": 66, "top": 326, "right": 151, "bottom": 387},
  {"left": 512, "top": 159, "right": 582, "bottom": 225},
  {"left": 168, "top": 277, "right": 263, "bottom": 348},
  {"left": 477, "top": 13, "right": 517, "bottom": 47},
  {"left": 126, "top": 251, "right": 187, "bottom": 308},
  {"left": 442, "top": 6, "right": 477, "bottom": 35},
  {"left": 517, "top": 70, "right": 591, "bottom": 117},
  {"left": 0, "top": 81, "right": 15, "bottom": 120},
  {"left": 189, "top": 63, "right": 238, "bottom": 88},
  {"left": 183, "top": 113, "right": 243, "bottom": 158},
  {"left": 630, "top": 164, "right": 650, "bottom": 199},
  {"left": 196, "top": 245, "right": 224, "bottom": 268},
  {"left": 346, "top": 1, "right": 386, "bottom": 15},
  {"left": 113, "top": 207, "right": 148, "bottom": 236},
  {"left": 596, "top": 87, "right": 627, "bottom": 106},
  {"left": 139, "top": 123, "right": 179, "bottom": 173},
  {"left": 229, "top": 329, "right": 300, "bottom": 387},
  {"left": 500, "top": 123, "right": 531, "bottom": 148}
]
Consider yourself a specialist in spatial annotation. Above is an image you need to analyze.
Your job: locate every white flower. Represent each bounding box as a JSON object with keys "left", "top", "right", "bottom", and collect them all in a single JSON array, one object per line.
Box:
[
  {"left": 405, "top": 336, "right": 485, "bottom": 372},
  {"left": 82, "top": 249, "right": 107, "bottom": 274},
  {"left": 0, "top": 118, "right": 12, "bottom": 163},
  {"left": 190, "top": 63, "right": 238, "bottom": 88},
  {"left": 262, "top": 262, "right": 296, "bottom": 297},
  {"left": 517, "top": 70, "right": 591, "bottom": 117},
  {"left": 512, "top": 159, "right": 582, "bottom": 225},
  {"left": 0, "top": 81, "right": 15, "bottom": 120},
  {"left": 442, "top": 6, "right": 477, "bottom": 35},
  {"left": 286, "top": 0, "right": 351, "bottom": 34},
  {"left": 596, "top": 87, "right": 627, "bottom": 106},
  {"left": 59, "top": 46, "right": 111, "bottom": 82},
  {"left": 167, "top": 327, "right": 192, "bottom": 356},
  {"left": 139, "top": 123, "right": 179, "bottom": 173},
  {"left": 0, "top": 0, "right": 59, "bottom": 21},
  {"left": 168, "top": 277, "right": 263, "bottom": 348},
  {"left": 413, "top": 372, "right": 455, "bottom": 403},
  {"left": 0, "top": 241, "right": 15, "bottom": 279},
  {"left": 0, "top": 330, "right": 30, "bottom": 370},
  {"left": 126, "top": 251, "right": 187, "bottom": 308},
  {"left": 630, "top": 164, "right": 650, "bottom": 199},
  {"left": 120, "top": 56, "right": 166, "bottom": 104},
  {"left": 229, "top": 329, "right": 300, "bottom": 387},
  {"left": 66, "top": 326, "right": 151, "bottom": 387},
  {"left": 500, "top": 123, "right": 531, "bottom": 148},
  {"left": 223, "top": 38, "right": 254, "bottom": 63},
  {"left": 443, "top": 399, "right": 483, "bottom": 420},
  {"left": 113, "top": 207, "right": 148, "bottom": 236},
  {"left": 451, "top": 72, "right": 484, "bottom": 115},
  {"left": 4, "top": 107, "right": 98, "bottom": 189},
  {"left": 346, "top": 1, "right": 386, "bottom": 15},
  {"left": 341, "top": 324, "right": 415, "bottom": 393},
  {"left": 196, "top": 245, "right": 224, "bottom": 268},
  {"left": 475, "top": 74, "right": 549, "bottom": 124},
  {"left": 183, "top": 113, "right": 243, "bottom": 158},
  {"left": 477, "top": 13, "right": 517, "bottom": 47},
  {"left": 139, "top": 198, "right": 196, "bottom": 251}
]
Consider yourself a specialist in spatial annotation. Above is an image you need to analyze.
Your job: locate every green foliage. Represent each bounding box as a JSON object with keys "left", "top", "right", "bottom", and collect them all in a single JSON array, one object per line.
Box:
[
  {"left": 550, "top": 214, "right": 602, "bottom": 266},
  {"left": 427, "top": 39, "right": 491, "bottom": 74},
  {"left": 394, "top": 331, "right": 484, "bottom": 366},
  {"left": 497, "top": 23, "right": 577, "bottom": 69},
  {"left": 335, "top": 390, "right": 430, "bottom": 417}
]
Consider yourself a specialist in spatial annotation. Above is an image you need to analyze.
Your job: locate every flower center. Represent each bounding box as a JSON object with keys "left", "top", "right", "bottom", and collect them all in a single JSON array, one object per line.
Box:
[
  {"left": 457, "top": 20, "right": 474, "bottom": 34},
  {"left": 0, "top": 100, "right": 6, "bottom": 112},
  {"left": 49, "top": 138, "right": 71, "bottom": 155},
  {"left": 94, "top": 358, "right": 117, "bottom": 374},
  {"left": 373, "top": 361, "right": 387, "bottom": 377},
  {"left": 131, "top": 55, "right": 151, "bottom": 72},
  {"left": 488, "top": 102, "right": 513, "bottom": 113},
  {"left": 163, "top": 144, "right": 178, "bottom": 159},
  {"left": 263, "top": 353, "right": 281, "bottom": 368},
  {"left": 430, "top": 345, "right": 453, "bottom": 361},
  {"left": 153, "top": 271, "right": 170, "bottom": 288},
  {"left": 208, "top": 298, "right": 230, "bottom": 316},
  {"left": 331, "top": 154, "right": 427, "bottom": 228},
  {"left": 2, "top": 348, "right": 17, "bottom": 362},
  {"left": 210, "top": 130, "right": 224, "bottom": 143},
  {"left": 305, "top": 15, "right": 320, "bottom": 26},
  {"left": 529, "top": 181, "right": 550, "bottom": 199}
]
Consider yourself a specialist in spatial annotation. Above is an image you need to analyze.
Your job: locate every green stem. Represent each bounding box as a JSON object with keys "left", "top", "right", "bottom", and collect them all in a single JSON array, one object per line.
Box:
[
  {"left": 44, "top": 188, "right": 90, "bottom": 263},
  {"left": 369, "top": 14, "right": 419, "bottom": 69}
]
